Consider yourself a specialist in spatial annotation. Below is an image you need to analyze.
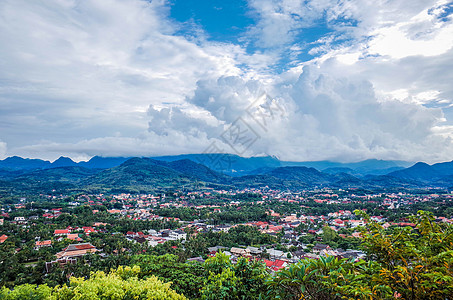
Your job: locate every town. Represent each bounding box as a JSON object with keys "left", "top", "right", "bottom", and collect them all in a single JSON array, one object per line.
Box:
[{"left": 1, "top": 186, "right": 452, "bottom": 290}]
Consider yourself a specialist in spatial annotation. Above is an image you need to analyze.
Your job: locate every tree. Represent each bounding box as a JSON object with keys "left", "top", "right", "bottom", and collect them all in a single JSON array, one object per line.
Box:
[
  {"left": 1, "top": 266, "right": 186, "bottom": 300},
  {"left": 355, "top": 209, "right": 453, "bottom": 299},
  {"left": 0, "top": 284, "right": 52, "bottom": 300},
  {"left": 267, "top": 210, "right": 453, "bottom": 300},
  {"left": 130, "top": 254, "right": 204, "bottom": 299},
  {"left": 201, "top": 252, "right": 269, "bottom": 299}
]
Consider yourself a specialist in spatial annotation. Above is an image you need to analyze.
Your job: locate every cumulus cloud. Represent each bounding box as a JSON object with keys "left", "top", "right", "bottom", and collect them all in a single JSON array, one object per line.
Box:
[
  {"left": 144, "top": 65, "right": 452, "bottom": 162},
  {"left": 2, "top": 0, "right": 453, "bottom": 163},
  {"left": 0, "top": 0, "right": 254, "bottom": 158}
]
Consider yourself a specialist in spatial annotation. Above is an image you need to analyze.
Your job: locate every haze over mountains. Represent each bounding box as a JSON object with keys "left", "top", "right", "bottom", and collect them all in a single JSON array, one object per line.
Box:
[
  {"left": 0, "top": 154, "right": 453, "bottom": 193},
  {"left": 0, "top": 155, "right": 412, "bottom": 176}
]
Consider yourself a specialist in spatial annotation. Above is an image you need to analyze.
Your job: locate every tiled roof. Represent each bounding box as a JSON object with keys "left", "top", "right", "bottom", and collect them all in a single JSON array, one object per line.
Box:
[{"left": 36, "top": 240, "right": 52, "bottom": 246}]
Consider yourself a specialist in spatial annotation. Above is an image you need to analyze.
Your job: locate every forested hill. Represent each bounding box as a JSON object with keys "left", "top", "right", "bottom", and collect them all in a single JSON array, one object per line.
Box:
[
  {"left": 1, "top": 156, "right": 453, "bottom": 193},
  {"left": 0, "top": 155, "right": 412, "bottom": 176}
]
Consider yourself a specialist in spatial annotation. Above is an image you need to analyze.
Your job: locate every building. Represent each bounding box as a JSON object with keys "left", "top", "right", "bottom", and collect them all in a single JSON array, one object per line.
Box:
[
  {"left": 216, "top": 225, "right": 231, "bottom": 232},
  {"left": 267, "top": 249, "right": 286, "bottom": 259},
  {"left": 146, "top": 236, "right": 165, "bottom": 247},
  {"left": 54, "top": 229, "right": 70, "bottom": 236},
  {"left": 263, "top": 259, "right": 288, "bottom": 272},
  {"left": 35, "top": 240, "right": 52, "bottom": 250},
  {"left": 14, "top": 216, "right": 26, "bottom": 224},
  {"left": 66, "top": 233, "right": 83, "bottom": 242},
  {"left": 312, "top": 243, "right": 330, "bottom": 253},
  {"left": 246, "top": 246, "right": 263, "bottom": 256},
  {"left": 55, "top": 243, "right": 98, "bottom": 259},
  {"left": 45, "top": 258, "right": 76, "bottom": 273},
  {"left": 230, "top": 247, "right": 251, "bottom": 257},
  {"left": 169, "top": 230, "right": 187, "bottom": 240}
]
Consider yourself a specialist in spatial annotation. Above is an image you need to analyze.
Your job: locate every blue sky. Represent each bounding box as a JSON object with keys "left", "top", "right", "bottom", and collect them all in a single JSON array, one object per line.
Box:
[
  {"left": 169, "top": 0, "right": 349, "bottom": 67},
  {"left": 170, "top": 0, "right": 253, "bottom": 43},
  {"left": 1, "top": 0, "right": 453, "bottom": 163}
]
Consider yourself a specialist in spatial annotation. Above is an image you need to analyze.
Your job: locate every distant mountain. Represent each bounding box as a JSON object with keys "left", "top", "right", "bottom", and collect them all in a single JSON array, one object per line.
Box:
[
  {"left": 280, "top": 159, "right": 412, "bottom": 176},
  {"left": 82, "top": 158, "right": 230, "bottom": 192},
  {"left": 268, "top": 167, "right": 331, "bottom": 185},
  {"left": 79, "top": 156, "right": 130, "bottom": 169},
  {"left": 0, "top": 154, "right": 413, "bottom": 177},
  {"left": 2, "top": 155, "right": 453, "bottom": 193},
  {"left": 0, "top": 156, "right": 51, "bottom": 170},
  {"left": 0, "top": 166, "right": 100, "bottom": 194},
  {"left": 364, "top": 175, "right": 424, "bottom": 189},
  {"left": 50, "top": 156, "right": 78, "bottom": 168},
  {"left": 322, "top": 167, "right": 357, "bottom": 175},
  {"left": 389, "top": 162, "right": 444, "bottom": 182},
  {"left": 15, "top": 166, "right": 100, "bottom": 183},
  {"left": 231, "top": 167, "right": 363, "bottom": 190},
  {"left": 84, "top": 158, "right": 187, "bottom": 187},
  {"left": 152, "top": 154, "right": 282, "bottom": 176},
  {"left": 166, "top": 159, "right": 229, "bottom": 183},
  {"left": 431, "top": 160, "right": 453, "bottom": 176},
  {"left": 344, "top": 159, "right": 412, "bottom": 173},
  {"left": 0, "top": 156, "right": 130, "bottom": 171}
]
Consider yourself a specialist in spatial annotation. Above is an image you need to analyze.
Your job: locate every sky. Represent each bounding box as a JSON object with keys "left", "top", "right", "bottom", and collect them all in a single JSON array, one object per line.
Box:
[{"left": 1, "top": 0, "right": 453, "bottom": 163}]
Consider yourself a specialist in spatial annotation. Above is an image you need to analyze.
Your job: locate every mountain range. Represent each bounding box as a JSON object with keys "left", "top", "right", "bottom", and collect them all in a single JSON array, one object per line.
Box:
[
  {"left": 0, "top": 155, "right": 452, "bottom": 193},
  {"left": 0, "top": 155, "right": 412, "bottom": 176}
]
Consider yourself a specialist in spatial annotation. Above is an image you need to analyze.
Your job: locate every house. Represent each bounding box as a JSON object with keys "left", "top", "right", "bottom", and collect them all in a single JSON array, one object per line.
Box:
[
  {"left": 82, "top": 227, "right": 95, "bottom": 235},
  {"left": 54, "top": 229, "right": 70, "bottom": 236},
  {"left": 338, "top": 250, "right": 366, "bottom": 260},
  {"left": 45, "top": 258, "right": 77, "bottom": 273},
  {"left": 207, "top": 246, "right": 227, "bottom": 255},
  {"left": 351, "top": 232, "right": 362, "bottom": 238},
  {"left": 160, "top": 229, "right": 171, "bottom": 237},
  {"left": 133, "top": 236, "right": 147, "bottom": 244},
  {"left": 146, "top": 236, "right": 165, "bottom": 247},
  {"left": 267, "top": 249, "right": 285, "bottom": 259},
  {"left": 0, "top": 234, "right": 8, "bottom": 243},
  {"left": 14, "top": 216, "right": 26, "bottom": 224},
  {"left": 35, "top": 240, "right": 52, "bottom": 250},
  {"left": 349, "top": 220, "right": 365, "bottom": 228},
  {"left": 55, "top": 243, "right": 98, "bottom": 259},
  {"left": 169, "top": 230, "right": 187, "bottom": 240},
  {"left": 313, "top": 243, "right": 330, "bottom": 253},
  {"left": 93, "top": 222, "right": 108, "bottom": 227},
  {"left": 291, "top": 250, "right": 306, "bottom": 260},
  {"left": 187, "top": 257, "right": 205, "bottom": 263},
  {"left": 230, "top": 247, "right": 251, "bottom": 257},
  {"left": 246, "top": 246, "right": 262, "bottom": 256},
  {"left": 216, "top": 224, "right": 231, "bottom": 232},
  {"left": 66, "top": 233, "right": 83, "bottom": 242},
  {"left": 263, "top": 259, "right": 288, "bottom": 271},
  {"left": 126, "top": 231, "right": 137, "bottom": 238}
]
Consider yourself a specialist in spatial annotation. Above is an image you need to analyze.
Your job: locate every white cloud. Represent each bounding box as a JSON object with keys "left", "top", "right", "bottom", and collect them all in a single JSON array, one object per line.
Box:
[
  {"left": 0, "top": 0, "right": 263, "bottom": 158},
  {"left": 140, "top": 65, "right": 453, "bottom": 163},
  {"left": 2, "top": 0, "right": 453, "bottom": 164}
]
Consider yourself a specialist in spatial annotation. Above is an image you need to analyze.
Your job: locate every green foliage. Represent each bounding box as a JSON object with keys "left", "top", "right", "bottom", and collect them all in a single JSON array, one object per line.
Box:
[
  {"left": 266, "top": 256, "right": 352, "bottom": 300},
  {"left": 201, "top": 252, "right": 269, "bottom": 300},
  {"left": 201, "top": 268, "right": 238, "bottom": 300},
  {"left": 130, "top": 254, "right": 204, "bottom": 299},
  {"left": 268, "top": 210, "right": 453, "bottom": 300},
  {"left": 356, "top": 209, "right": 453, "bottom": 299},
  {"left": 0, "top": 266, "right": 186, "bottom": 300},
  {"left": 0, "top": 284, "right": 52, "bottom": 300}
]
